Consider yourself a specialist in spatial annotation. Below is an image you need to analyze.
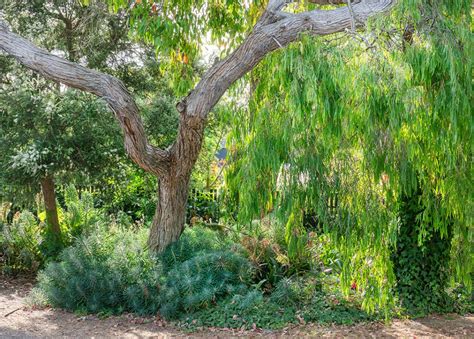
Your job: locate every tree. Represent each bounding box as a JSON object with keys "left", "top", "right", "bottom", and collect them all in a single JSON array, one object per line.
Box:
[
  {"left": 225, "top": 0, "right": 471, "bottom": 311},
  {"left": 0, "top": 84, "right": 122, "bottom": 248},
  {"left": 0, "top": 0, "right": 395, "bottom": 252},
  {"left": 0, "top": 0, "right": 148, "bottom": 249}
]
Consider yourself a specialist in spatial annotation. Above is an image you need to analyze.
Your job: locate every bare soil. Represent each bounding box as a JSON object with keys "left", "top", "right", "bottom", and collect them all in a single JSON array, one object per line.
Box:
[{"left": 1, "top": 275, "right": 473, "bottom": 338}]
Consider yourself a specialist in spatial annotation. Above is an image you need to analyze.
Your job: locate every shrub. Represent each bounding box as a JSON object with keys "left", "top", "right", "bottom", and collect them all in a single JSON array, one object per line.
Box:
[
  {"left": 39, "top": 184, "right": 106, "bottom": 256},
  {"left": 98, "top": 167, "right": 158, "bottom": 222},
  {"left": 1, "top": 210, "right": 42, "bottom": 274},
  {"left": 61, "top": 185, "right": 105, "bottom": 241},
  {"left": 159, "top": 250, "right": 253, "bottom": 318},
  {"left": 34, "top": 226, "right": 162, "bottom": 315},
  {"left": 447, "top": 283, "right": 474, "bottom": 314},
  {"left": 240, "top": 235, "right": 287, "bottom": 288},
  {"left": 34, "top": 226, "right": 255, "bottom": 319},
  {"left": 160, "top": 226, "right": 232, "bottom": 272},
  {"left": 158, "top": 227, "right": 254, "bottom": 317},
  {"left": 238, "top": 215, "right": 324, "bottom": 289},
  {"left": 1, "top": 185, "right": 108, "bottom": 270}
]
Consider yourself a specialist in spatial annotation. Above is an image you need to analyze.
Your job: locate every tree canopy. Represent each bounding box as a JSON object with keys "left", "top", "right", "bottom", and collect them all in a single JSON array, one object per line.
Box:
[{"left": 226, "top": 0, "right": 472, "bottom": 311}]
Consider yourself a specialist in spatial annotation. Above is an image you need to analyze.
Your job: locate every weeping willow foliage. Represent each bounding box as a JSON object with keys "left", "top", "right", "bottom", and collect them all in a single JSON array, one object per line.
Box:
[{"left": 226, "top": 0, "right": 472, "bottom": 313}]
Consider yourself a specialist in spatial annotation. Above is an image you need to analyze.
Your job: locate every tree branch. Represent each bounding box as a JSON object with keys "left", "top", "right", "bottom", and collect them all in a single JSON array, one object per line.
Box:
[
  {"left": 0, "top": 21, "right": 170, "bottom": 176},
  {"left": 171, "top": 0, "right": 394, "bottom": 171},
  {"left": 308, "top": 0, "right": 356, "bottom": 4},
  {"left": 268, "top": 0, "right": 360, "bottom": 12},
  {"left": 185, "top": 0, "right": 395, "bottom": 119},
  {"left": 0, "top": 0, "right": 395, "bottom": 178}
]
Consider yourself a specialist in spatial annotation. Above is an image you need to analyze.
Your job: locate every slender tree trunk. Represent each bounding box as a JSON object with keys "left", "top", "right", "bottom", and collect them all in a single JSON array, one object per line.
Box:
[
  {"left": 147, "top": 172, "right": 191, "bottom": 252},
  {"left": 40, "top": 175, "right": 61, "bottom": 238}
]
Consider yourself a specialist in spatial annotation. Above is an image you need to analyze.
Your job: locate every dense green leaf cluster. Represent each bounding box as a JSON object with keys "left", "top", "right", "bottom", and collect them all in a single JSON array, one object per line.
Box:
[
  {"left": 0, "top": 185, "right": 107, "bottom": 273},
  {"left": 0, "top": 89, "right": 121, "bottom": 188},
  {"left": 226, "top": 0, "right": 472, "bottom": 313},
  {"left": 1, "top": 0, "right": 131, "bottom": 69},
  {"left": 60, "top": 185, "right": 106, "bottom": 242},
  {"left": 393, "top": 188, "right": 454, "bottom": 316}
]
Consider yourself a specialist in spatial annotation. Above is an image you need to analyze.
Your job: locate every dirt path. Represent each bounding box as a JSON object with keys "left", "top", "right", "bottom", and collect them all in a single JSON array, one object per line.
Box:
[{"left": 1, "top": 275, "right": 473, "bottom": 338}]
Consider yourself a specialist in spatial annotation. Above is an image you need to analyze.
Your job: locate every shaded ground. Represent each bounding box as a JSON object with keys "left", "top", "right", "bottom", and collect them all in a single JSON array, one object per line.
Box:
[{"left": 1, "top": 275, "right": 473, "bottom": 338}]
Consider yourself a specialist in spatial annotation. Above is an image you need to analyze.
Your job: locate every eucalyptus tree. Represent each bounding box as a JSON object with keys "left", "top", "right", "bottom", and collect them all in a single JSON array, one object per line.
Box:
[{"left": 0, "top": 0, "right": 395, "bottom": 252}]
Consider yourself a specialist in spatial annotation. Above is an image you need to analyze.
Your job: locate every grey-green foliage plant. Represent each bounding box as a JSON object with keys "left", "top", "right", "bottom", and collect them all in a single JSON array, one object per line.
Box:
[
  {"left": 35, "top": 226, "right": 162, "bottom": 315},
  {"left": 160, "top": 250, "right": 253, "bottom": 318},
  {"left": 34, "top": 226, "right": 255, "bottom": 318},
  {"left": 160, "top": 226, "right": 233, "bottom": 272},
  {"left": 151, "top": 227, "right": 254, "bottom": 318}
]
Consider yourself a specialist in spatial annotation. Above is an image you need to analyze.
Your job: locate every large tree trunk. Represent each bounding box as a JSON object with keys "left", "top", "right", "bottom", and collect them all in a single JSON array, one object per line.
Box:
[
  {"left": 147, "top": 114, "right": 205, "bottom": 252},
  {"left": 147, "top": 173, "right": 191, "bottom": 252},
  {"left": 40, "top": 175, "right": 61, "bottom": 238}
]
